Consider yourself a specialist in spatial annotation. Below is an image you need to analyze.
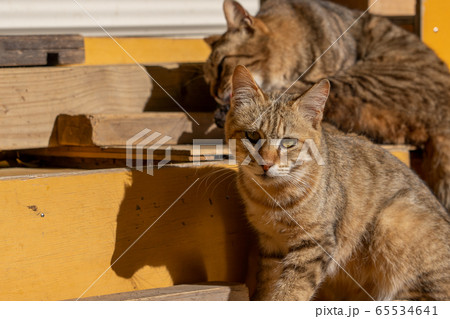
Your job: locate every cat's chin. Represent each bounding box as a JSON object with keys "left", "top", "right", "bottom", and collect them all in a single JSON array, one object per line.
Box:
[{"left": 250, "top": 173, "right": 286, "bottom": 185}]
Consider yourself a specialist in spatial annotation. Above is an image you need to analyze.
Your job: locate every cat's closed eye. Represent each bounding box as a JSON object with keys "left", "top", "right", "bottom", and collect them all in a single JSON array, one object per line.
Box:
[
  {"left": 245, "top": 131, "right": 261, "bottom": 144},
  {"left": 280, "top": 138, "right": 298, "bottom": 149}
]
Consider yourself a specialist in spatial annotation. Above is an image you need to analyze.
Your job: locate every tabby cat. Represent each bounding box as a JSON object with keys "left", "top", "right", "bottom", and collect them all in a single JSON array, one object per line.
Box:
[
  {"left": 204, "top": 0, "right": 450, "bottom": 211},
  {"left": 226, "top": 65, "right": 450, "bottom": 301}
]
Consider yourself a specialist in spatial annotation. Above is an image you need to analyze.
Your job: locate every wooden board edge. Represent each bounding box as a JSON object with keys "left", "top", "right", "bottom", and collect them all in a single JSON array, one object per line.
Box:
[{"left": 72, "top": 282, "right": 249, "bottom": 301}]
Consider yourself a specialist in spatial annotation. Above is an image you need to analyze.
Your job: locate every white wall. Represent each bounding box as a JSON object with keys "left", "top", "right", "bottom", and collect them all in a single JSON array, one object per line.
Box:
[{"left": 0, "top": 0, "right": 260, "bottom": 37}]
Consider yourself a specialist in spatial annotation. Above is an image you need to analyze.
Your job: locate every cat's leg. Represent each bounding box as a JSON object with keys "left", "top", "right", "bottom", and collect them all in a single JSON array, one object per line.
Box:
[
  {"left": 251, "top": 232, "right": 286, "bottom": 301},
  {"left": 252, "top": 252, "right": 284, "bottom": 301},
  {"left": 270, "top": 241, "right": 331, "bottom": 301},
  {"left": 369, "top": 200, "right": 450, "bottom": 300}
]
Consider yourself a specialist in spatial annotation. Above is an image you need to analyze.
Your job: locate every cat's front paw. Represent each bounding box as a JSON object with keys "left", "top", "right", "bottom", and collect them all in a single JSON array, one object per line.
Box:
[{"left": 270, "top": 290, "right": 300, "bottom": 301}]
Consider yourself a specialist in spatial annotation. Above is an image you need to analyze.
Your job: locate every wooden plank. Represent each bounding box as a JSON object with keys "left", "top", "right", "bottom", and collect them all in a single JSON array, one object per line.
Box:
[
  {"left": 0, "top": 62, "right": 216, "bottom": 150},
  {"left": 0, "top": 65, "right": 151, "bottom": 151},
  {"left": 56, "top": 113, "right": 223, "bottom": 147},
  {"left": 422, "top": 0, "right": 450, "bottom": 67},
  {"left": 0, "top": 35, "right": 85, "bottom": 66},
  {"left": 0, "top": 165, "right": 250, "bottom": 300},
  {"left": 16, "top": 143, "right": 413, "bottom": 170},
  {"left": 369, "top": 0, "right": 416, "bottom": 16},
  {"left": 19, "top": 145, "right": 231, "bottom": 162},
  {"left": 81, "top": 38, "right": 210, "bottom": 66},
  {"left": 330, "top": 0, "right": 416, "bottom": 15},
  {"left": 76, "top": 283, "right": 248, "bottom": 301},
  {"left": 0, "top": 168, "right": 83, "bottom": 178}
]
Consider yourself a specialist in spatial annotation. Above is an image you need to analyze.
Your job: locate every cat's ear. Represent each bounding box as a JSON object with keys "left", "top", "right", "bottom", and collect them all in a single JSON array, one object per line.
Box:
[
  {"left": 223, "top": 0, "right": 253, "bottom": 29},
  {"left": 231, "top": 65, "right": 265, "bottom": 108},
  {"left": 204, "top": 34, "right": 221, "bottom": 47},
  {"left": 295, "top": 79, "right": 330, "bottom": 129}
]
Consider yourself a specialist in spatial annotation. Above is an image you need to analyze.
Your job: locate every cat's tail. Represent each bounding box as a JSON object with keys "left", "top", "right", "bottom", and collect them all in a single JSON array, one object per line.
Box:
[{"left": 422, "top": 132, "right": 450, "bottom": 212}]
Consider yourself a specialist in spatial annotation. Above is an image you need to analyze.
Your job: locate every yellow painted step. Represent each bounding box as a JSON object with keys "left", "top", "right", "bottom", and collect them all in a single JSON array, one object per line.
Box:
[{"left": 0, "top": 165, "right": 250, "bottom": 300}]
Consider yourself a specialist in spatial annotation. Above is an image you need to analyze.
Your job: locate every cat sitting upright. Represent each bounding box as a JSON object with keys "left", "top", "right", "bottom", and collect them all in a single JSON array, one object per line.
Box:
[
  {"left": 204, "top": 0, "right": 450, "bottom": 212},
  {"left": 226, "top": 65, "right": 450, "bottom": 300}
]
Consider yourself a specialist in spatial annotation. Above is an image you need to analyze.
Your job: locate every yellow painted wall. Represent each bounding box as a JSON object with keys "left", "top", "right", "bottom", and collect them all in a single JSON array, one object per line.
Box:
[
  {"left": 82, "top": 38, "right": 211, "bottom": 65},
  {"left": 423, "top": 0, "right": 450, "bottom": 66}
]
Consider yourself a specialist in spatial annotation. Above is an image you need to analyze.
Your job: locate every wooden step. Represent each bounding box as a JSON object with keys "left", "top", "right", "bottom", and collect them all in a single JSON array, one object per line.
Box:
[
  {"left": 0, "top": 65, "right": 151, "bottom": 151},
  {"left": 0, "top": 165, "right": 250, "bottom": 300},
  {"left": 75, "top": 282, "right": 248, "bottom": 301},
  {"left": 0, "top": 63, "right": 214, "bottom": 151}
]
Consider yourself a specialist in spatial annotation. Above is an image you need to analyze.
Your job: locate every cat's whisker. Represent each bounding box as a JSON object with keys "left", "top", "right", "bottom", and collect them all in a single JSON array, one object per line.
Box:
[
  {"left": 210, "top": 171, "right": 237, "bottom": 195},
  {"left": 202, "top": 170, "right": 236, "bottom": 196},
  {"left": 195, "top": 167, "right": 232, "bottom": 197},
  {"left": 198, "top": 167, "right": 230, "bottom": 187}
]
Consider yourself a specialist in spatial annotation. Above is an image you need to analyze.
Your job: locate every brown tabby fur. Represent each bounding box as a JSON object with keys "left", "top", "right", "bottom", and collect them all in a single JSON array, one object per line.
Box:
[
  {"left": 204, "top": 0, "right": 450, "bottom": 211},
  {"left": 226, "top": 65, "right": 450, "bottom": 301}
]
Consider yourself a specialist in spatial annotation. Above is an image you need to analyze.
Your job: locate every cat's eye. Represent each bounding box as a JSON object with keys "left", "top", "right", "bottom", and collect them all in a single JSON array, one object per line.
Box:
[
  {"left": 281, "top": 138, "right": 298, "bottom": 149},
  {"left": 245, "top": 131, "right": 261, "bottom": 144}
]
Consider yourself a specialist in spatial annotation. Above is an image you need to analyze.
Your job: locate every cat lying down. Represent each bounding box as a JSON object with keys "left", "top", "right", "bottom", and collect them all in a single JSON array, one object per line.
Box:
[{"left": 204, "top": 0, "right": 450, "bottom": 212}]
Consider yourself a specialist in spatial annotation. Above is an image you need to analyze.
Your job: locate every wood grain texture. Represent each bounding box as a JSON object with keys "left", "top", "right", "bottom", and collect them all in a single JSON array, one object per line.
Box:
[
  {"left": 0, "top": 165, "right": 250, "bottom": 300},
  {"left": 19, "top": 144, "right": 232, "bottom": 163},
  {"left": 76, "top": 282, "right": 248, "bottom": 301},
  {"left": 18, "top": 143, "right": 413, "bottom": 169},
  {"left": 56, "top": 113, "right": 224, "bottom": 147},
  {"left": 328, "top": 0, "right": 416, "bottom": 15},
  {"left": 0, "top": 35, "right": 85, "bottom": 66},
  {"left": 0, "top": 65, "right": 151, "bottom": 150},
  {"left": 369, "top": 0, "right": 416, "bottom": 16}
]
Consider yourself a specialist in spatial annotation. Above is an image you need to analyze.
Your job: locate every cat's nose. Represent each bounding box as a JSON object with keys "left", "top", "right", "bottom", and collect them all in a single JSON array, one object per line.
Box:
[{"left": 261, "top": 163, "right": 274, "bottom": 172}]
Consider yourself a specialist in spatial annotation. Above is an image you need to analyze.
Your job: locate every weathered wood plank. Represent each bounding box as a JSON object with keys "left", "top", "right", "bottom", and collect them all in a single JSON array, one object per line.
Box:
[
  {"left": 19, "top": 145, "right": 231, "bottom": 162},
  {"left": 76, "top": 282, "right": 248, "bottom": 301},
  {"left": 0, "top": 165, "right": 250, "bottom": 300},
  {"left": 16, "top": 143, "right": 413, "bottom": 169},
  {"left": 369, "top": 0, "right": 416, "bottom": 16},
  {"left": 56, "top": 113, "right": 223, "bottom": 147},
  {"left": 0, "top": 65, "right": 151, "bottom": 150},
  {"left": 0, "top": 35, "right": 85, "bottom": 66},
  {"left": 0, "top": 63, "right": 217, "bottom": 151},
  {"left": 330, "top": 0, "right": 416, "bottom": 15}
]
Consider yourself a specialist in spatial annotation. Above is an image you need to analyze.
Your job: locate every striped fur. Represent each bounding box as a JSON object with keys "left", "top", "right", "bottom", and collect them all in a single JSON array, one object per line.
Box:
[
  {"left": 226, "top": 65, "right": 450, "bottom": 301},
  {"left": 204, "top": 0, "right": 450, "bottom": 211}
]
